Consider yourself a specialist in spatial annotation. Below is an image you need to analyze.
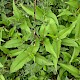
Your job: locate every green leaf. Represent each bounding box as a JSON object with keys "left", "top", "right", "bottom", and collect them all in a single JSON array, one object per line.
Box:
[
  {"left": 62, "top": 38, "right": 78, "bottom": 47},
  {"left": 20, "top": 4, "right": 34, "bottom": 17},
  {"left": 0, "top": 75, "right": 5, "bottom": 80},
  {"left": 62, "top": 52, "right": 71, "bottom": 62},
  {"left": 39, "top": 24, "right": 49, "bottom": 37},
  {"left": 57, "top": 9, "right": 72, "bottom": 17},
  {"left": 9, "top": 26, "right": 16, "bottom": 37},
  {"left": 52, "top": 39, "right": 61, "bottom": 58},
  {"left": 65, "top": 0, "right": 78, "bottom": 8},
  {"left": 10, "top": 49, "right": 24, "bottom": 57},
  {"left": 35, "top": 54, "right": 53, "bottom": 65},
  {"left": 32, "top": 38, "right": 40, "bottom": 54},
  {"left": 44, "top": 38, "right": 57, "bottom": 58},
  {"left": 10, "top": 49, "right": 34, "bottom": 73},
  {"left": 59, "top": 63, "right": 80, "bottom": 78},
  {"left": 20, "top": 20, "right": 31, "bottom": 33},
  {"left": 48, "top": 18, "right": 58, "bottom": 35},
  {"left": 70, "top": 47, "right": 80, "bottom": 63},
  {"left": 3, "top": 38, "right": 23, "bottom": 48},
  {"left": 46, "top": 10, "right": 59, "bottom": 25},
  {"left": 58, "top": 21, "right": 76, "bottom": 39},
  {"left": 0, "top": 46, "right": 10, "bottom": 54},
  {"left": 0, "top": 63, "right": 3, "bottom": 68},
  {"left": 13, "top": 0, "right": 22, "bottom": 20},
  {"left": 20, "top": 4, "right": 44, "bottom": 20}
]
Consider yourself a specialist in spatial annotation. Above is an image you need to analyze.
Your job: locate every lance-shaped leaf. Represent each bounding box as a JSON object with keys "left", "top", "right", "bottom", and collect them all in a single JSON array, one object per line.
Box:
[
  {"left": 70, "top": 47, "right": 80, "bottom": 63},
  {"left": 44, "top": 38, "right": 57, "bottom": 58},
  {"left": 59, "top": 63, "right": 80, "bottom": 78},
  {"left": 3, "top": 38, "right": 23, "bottom": 48},
  {"left": 0, "top": 75, "right": 5, "bottom": 80},
  {"left": 58, "top": 21, "right": 76, "bottom": 39},
  {"left": 52, "top": 39, "right": 61, "bottom": 58},
  {"left": 13, "top": 0, "right": 22, "bottom": 20},
  {"left": 62, "top": 38, "right": 78, "bottom": 47},
  {"left": 35, "top": 54, "right": 53, "bottom": 65},
  {"left": 10, "top": 49, "right": 34, "bottom": 73}
]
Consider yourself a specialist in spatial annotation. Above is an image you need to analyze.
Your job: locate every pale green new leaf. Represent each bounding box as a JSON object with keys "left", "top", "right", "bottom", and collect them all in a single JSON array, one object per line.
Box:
[
  {"left": 3, "top": 38, "right": 23, "bottom": 48},
  {"left": 44, "top": 38, "right": 57, "bottom": 58},
  {"left": 58, "top": 21, "right": 76, "bottom": 39},
  {"left": 35, "top": 54, "right": 53, "bottom": 65},
  {"left": 62, "top": 38, "right": 78, "bottom": 47},
  {"left": 59, "top": 63, "right": 80, "bottom": 78},
  {"left": 0, "top": 75, "right": 5, "bottom": 80}
]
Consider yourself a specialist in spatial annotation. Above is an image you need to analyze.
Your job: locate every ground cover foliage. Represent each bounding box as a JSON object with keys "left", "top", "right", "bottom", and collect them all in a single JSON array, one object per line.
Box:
[{"left": 0, "top": 0, "right": 80, "bottom": 80}]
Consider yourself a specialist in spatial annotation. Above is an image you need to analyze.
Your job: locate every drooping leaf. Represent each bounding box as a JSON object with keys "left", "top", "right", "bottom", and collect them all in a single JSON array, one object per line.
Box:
[
  {"left": 3, "top": 38, "right": 23, "bottom": 48},
  {"left": 62, "top": 38, "right": 78, "bottom": 47},
  {"left": 59, "top": 63, "right": 80, "bottom": 78},
  {"left": 35, "top": 54, "right": 53, "bottom": 65}
]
